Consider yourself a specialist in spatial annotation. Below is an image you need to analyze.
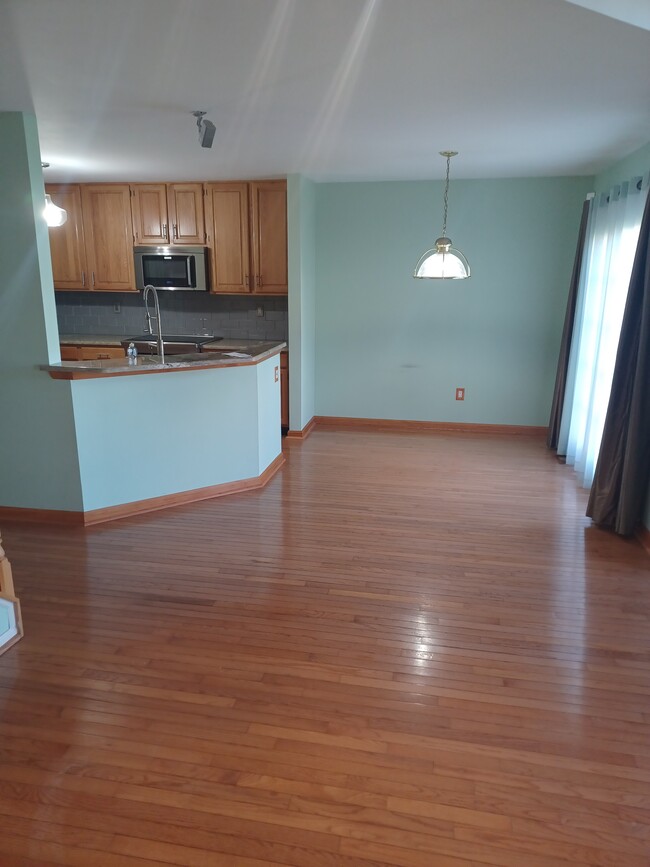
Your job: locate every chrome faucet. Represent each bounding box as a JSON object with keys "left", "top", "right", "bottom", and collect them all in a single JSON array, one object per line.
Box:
[{"left": 142, "top": 284, "right": 165, "bottom": 363}]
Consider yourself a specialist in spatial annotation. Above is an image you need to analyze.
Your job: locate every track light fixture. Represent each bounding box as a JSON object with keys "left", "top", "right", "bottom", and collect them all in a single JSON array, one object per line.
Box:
[{"left": 192, "top": 110, "right": 216, "bottom": 149}]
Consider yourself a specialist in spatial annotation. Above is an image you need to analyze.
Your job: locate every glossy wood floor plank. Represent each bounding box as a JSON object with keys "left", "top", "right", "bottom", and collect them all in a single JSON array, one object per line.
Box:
[{"left": 1, "top": 429, "right": 649, "bottom": 866}]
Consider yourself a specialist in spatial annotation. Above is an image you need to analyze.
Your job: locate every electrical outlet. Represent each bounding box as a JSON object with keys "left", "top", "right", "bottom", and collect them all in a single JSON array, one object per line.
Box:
[
  {"left": 256, "top": 306, "right": 265, "bottom": 318},
  {"left": 113, "top": 303, "right": 121, "bottom": 313},
  {"left": 455, "top": 387, "right": 465, "bottom": 401}
]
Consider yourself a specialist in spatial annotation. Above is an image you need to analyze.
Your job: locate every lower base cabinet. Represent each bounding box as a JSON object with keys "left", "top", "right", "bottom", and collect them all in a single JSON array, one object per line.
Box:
[{"left": 60, "top": 345, "right": 125, "bottom": 361}]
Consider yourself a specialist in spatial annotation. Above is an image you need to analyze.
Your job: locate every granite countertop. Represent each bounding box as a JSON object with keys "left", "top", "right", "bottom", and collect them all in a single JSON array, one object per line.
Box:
[{"left": 44, "top": 341, "right": 286, "bottom": 380}]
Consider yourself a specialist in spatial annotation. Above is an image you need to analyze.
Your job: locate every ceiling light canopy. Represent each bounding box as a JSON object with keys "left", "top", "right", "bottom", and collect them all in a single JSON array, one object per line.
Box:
[{"left": 414, "top": 151, "right": 470, "bottom": 281}]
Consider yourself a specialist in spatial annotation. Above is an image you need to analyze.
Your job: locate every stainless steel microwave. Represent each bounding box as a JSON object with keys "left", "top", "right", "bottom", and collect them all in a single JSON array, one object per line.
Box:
[{"left": 134, "top": 245, "right": 209, "bottom": 291}]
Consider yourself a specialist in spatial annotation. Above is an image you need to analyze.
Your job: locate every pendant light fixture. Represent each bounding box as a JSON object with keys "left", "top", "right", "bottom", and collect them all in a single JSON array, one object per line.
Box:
[
  {"left": 41, "top": 164, "right": 68, "bottom": 227},
  {"left": 43, "top": 194, "right": 68, "bottom": 227},
  {"left": 413, "top": 151, "right": 470, "bottom": 280}
]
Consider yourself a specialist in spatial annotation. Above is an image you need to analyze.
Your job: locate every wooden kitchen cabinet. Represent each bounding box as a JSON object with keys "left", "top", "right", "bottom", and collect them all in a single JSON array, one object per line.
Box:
[
  {"left": 47, "top": 185, "right": 88, "bottom": 290},
  {"left": 205, "top": 180, "right": 287, "bottom": 295},
  {"left": 169, "top": 184, "right": 205, "bottom": 244},
  {"left": 81, "top": 185, "right": 136, "bottom": 292},
  {"left": 130, "top": 184, "right": 168, "bottom": 245},
  {"left": 250, "top": 181, "right": 288, "bottom": 295},
  {"left": 60, "top": 344, "right": 125, "bottom": 361},
  {"left": 131, "top": 183, "right": 205, "bottom": 246},
  {"left": 204, "top": 183, "right": 250, "bottom": 293},
  {"left": 48, "top": 178, "right": 285, "bottom": 295},
  {"left": 47, "top": 184, "right": 137, "bottom": 292},
  {"left": 79, "top": 346, "right": 125, "bottom": 360}
]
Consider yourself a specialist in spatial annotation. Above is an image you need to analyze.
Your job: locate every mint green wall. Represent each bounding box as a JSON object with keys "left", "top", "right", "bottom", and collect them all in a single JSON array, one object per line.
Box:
[
  {"left": 594, "top": 140, "right": 650, "bottom": 532},
  {"left": 314, "top": 176, "right": 592, "bottom": 425},
  {"left": 287, "top": 175, "right": 316, "bottom": 431},
  {"left": 0, "top": 112, "right": 83, "bottom": 511}
]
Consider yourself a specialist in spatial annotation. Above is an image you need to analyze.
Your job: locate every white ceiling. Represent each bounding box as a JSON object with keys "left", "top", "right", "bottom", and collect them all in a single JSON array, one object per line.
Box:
[{"left": 1, "top": 0, "right": 649, "bottom": 183}]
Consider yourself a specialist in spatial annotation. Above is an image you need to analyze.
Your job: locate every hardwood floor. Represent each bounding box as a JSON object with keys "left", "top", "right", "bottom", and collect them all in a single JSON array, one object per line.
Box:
[{"left": 1, "top": 428, "right": 649, "bottom": 867}]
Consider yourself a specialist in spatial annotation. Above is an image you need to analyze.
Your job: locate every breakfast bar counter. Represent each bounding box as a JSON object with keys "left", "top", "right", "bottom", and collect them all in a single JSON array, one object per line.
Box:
[
  {"left": 37, "top": 341, "right": 286, "bottom": 523},
  {"left": 43, "top": 341, "right": 285, "bottom": 380}
]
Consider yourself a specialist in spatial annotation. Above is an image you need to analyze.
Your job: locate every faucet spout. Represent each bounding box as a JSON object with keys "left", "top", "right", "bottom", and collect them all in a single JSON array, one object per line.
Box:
[{"left": 142, "top": 284, "right": 165, "bottom": 363}]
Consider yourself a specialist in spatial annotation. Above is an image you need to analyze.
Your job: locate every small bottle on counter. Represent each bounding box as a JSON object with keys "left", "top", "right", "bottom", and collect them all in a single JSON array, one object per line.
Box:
[{"left": 127, "top": 342, "right": 138, "bottom": 362}]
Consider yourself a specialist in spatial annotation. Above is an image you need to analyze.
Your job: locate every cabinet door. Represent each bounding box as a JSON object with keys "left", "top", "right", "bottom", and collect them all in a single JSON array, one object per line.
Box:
[
  {"left": 250, "top": 180, "right": 287, "bottom": 295},
  {"left": 205, "top": 183, "right": 251, "bottom": 294},
  {"left": 131, "top": 184, "right": 169, "bottom": 245},
  {"left": 79, "top": 345, "right": 126, "bottom": 360},
  {"left": 81, "top": 185, "right": 137, "bottom": 292},
  {"left": 60, "top": 345, "right": 83, "bottom": 360},
  {"left": 167, "top": 183, "right": 205, "bottom": 245},
  {"left": 46, "top": 185, "right": 88, "bottom": 290}
]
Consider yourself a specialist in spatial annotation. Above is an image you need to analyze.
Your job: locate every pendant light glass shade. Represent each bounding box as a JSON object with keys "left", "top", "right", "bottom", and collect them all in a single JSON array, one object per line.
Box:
[
  {"left": 43, "top": 194, "right": 67, "bottom": 227},
  {"left": 414, "top": 237, "right": 470, "bottom": 279},
  {"left": 414, "top": 151, "right": 469, "bottom": 280}
]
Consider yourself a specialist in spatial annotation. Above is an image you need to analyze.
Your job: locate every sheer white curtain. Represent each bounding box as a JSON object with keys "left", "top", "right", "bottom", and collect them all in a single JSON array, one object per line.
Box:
[{"left": 558, "top": 176, "right": 649, "bottom": 487}]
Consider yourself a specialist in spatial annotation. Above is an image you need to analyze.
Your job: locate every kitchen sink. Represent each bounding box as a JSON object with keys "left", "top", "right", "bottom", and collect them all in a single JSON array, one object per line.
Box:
[{"left": 121, "top": 335, "right": 222, "bottom": 355}]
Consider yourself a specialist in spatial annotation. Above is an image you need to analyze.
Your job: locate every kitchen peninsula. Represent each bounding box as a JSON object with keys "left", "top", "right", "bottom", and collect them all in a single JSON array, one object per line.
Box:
[{"left": 37, "top": 341, "right": 286, "bottom": 524}]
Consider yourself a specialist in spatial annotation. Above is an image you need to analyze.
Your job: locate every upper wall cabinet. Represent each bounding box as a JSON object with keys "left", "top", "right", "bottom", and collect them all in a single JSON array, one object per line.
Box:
[
  {"left": 250, "top": 181, "right": 288, "bottom": 296},
  {"left": 204, "top": 182, "right": 250, "bottom": 293},
  {"left": 47, "top": 184, "right": 137, "bottom": 292},
  {"left": 81, "top": 185, "right": 136, "bottom": 291},
  {"left": 46, "top": 185, "right": 88, "bottom": 290},
  {"left": 131, "top": 183, "right": 205, "bottom": 246},
  {"left": 204, "top": 180, "right": 287, "bottom": 295}
]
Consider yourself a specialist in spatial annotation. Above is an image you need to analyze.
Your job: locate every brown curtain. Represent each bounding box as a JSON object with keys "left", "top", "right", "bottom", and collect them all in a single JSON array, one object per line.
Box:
[
  {"left": 587, "top": 190, "right": 650, "bottom": 536},
  {"left": 547, "top": 198, "right": 591, "bottom": 451}
]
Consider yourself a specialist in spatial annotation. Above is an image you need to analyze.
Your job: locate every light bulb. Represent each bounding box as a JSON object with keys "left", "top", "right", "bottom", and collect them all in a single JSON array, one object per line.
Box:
[{"left": 44, "top": 194, "right": 67, "bottom": 227}]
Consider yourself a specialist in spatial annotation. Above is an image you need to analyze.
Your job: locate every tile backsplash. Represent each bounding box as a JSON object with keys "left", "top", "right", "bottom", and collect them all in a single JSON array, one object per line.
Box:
[{"left": 56, "top": 292, "right": 288, "bottom": 341}]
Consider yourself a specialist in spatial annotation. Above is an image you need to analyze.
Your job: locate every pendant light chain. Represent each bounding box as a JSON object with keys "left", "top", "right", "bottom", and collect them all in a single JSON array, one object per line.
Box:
[{"left": 442, "top": 152, "right": 451, "bottom": 239}]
